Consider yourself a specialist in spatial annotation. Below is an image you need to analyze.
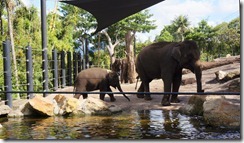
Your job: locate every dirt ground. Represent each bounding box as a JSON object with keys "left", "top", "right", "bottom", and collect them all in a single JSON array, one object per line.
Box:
[{"left": 46, "top": 56, "right": 240, "bottom": 112}]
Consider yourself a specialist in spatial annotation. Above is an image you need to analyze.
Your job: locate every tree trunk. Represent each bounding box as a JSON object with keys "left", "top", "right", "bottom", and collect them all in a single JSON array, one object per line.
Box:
[
  {"left": 125, "top": 30, "right": 136, "bottom": 83},
  {"left": 101, "top": 30, "right": 119, "bottom": 69},
  {"left": 6, "top": 0, "right": 20, "bottom": 99},
  {"left": 0, "top": 7, "right": 3, "bottom": 36},
  {"left": 201, "top": 57, "right": 240, "bottom": 70}
]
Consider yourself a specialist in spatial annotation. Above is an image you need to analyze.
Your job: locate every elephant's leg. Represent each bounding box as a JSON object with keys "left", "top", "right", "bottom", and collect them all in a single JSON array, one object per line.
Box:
[
  {"left": 99, "top": 93, "right": 106, "bottom": 101},
  {"left": 74, "top": 94, "right": 81, "bottom": 99},
  {"left": 143, "top": 81, "right": 152, "bottom": 100},
  {"left": 74, "top": 89, "right": 82, "bottom": 99},
  {"left": 82, "top": 93, "right": 88, "bottom": 99},
  {"left": 161, "top": 78, "right": 172, "bottom": 106},
  {"left": 107, "top": 87, "right": 116, "bottom": 102},
  {"left": 171, "top": 71, "right": 182, "bottom": 103},
  {"left": 137, "top": 82, "right": 145, "bottom": 98}
]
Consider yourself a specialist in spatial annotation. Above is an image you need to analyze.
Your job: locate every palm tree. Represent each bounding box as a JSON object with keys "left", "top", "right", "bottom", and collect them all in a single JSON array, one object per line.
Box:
[{"left": 172, "top": 15, "right": 190, "bottom": 41}]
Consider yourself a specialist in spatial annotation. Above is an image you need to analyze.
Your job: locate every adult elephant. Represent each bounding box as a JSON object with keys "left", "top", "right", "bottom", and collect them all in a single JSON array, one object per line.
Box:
[
  {"left": 136, "top": 40, "right": 204, "bottom": 106},
  {"left": 74, "top": 67, "right": 130, "bottom": 102}
]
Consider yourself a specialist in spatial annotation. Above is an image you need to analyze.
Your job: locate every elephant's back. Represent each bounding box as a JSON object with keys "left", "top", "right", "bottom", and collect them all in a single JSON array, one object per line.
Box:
[{"left": 77, "top": 68, "right": 107, "bottom": 80}]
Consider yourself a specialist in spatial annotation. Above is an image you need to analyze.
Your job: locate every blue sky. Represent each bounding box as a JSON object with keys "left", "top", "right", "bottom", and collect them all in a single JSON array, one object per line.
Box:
[{"left": 22, "top": 0, "right": 240, "bottom": 42}]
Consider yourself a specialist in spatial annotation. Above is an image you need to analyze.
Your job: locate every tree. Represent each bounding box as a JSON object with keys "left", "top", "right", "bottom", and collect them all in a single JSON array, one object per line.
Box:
[
  {"left": 122, "top": 10, "right": 156, "bottom": 83},
  {"left": 100, "top": 29, "right": 121, "bottom": 67},
  {"left": 154, "top": 28, "right": 174, "bottom": 42},
  {"left": 95, "top": 10, "right": 155, "bottom": 83},
  {"left": 59, "top": 3, "right": 96, "bottom": 68},
  {"left": 0, "top": 1, "right": 5, "bottom": 37},
  {"left": 227, "top": 18, "right": 240, "bottom": 55},
  {"left": 171, "top": 15, "right": 190, "bottom": 41},
  {"left": 5, "top": 0, "right": 23, "bottom": 98},
  {"left": 186, "top": 20, "right": 216, "bottom": 49}
]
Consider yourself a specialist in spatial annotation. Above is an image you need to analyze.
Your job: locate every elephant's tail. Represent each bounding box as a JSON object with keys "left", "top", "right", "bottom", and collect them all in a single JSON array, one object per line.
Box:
[{"left": 135, "top": 76, "right": 140, "bottom": 90}]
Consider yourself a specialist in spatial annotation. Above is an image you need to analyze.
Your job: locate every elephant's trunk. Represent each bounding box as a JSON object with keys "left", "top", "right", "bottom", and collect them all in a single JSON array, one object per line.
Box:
[
  {"left": 194, "top": 60, "right": 204, "bottom": 93},
  {"left": 117, "top": 85, "right": 130, "bottom": 101}
]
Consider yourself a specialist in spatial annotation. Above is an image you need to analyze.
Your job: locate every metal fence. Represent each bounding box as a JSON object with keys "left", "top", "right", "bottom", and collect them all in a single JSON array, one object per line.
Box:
[{"left": 0, "top": 40, "right": 85, "bottom": 107}]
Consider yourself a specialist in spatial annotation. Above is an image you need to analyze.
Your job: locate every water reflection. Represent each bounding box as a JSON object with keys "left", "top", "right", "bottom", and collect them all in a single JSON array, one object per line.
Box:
[
  {"left": 0, "top": 110, "right": 240, "bottom": 139},
  {"left": 137, "top": 110, "right": 185, "bottom": 139}
]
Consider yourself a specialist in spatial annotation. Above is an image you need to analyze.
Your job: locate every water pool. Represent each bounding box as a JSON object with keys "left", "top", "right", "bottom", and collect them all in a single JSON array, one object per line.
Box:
[{"left": 0, "top": 110, "right": 240, "bottom": 139}]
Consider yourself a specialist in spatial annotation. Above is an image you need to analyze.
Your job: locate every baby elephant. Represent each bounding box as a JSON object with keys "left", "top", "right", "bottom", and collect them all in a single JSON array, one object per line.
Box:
[{"left": 74, "top": 67, "right": 130, "bottom": 102}]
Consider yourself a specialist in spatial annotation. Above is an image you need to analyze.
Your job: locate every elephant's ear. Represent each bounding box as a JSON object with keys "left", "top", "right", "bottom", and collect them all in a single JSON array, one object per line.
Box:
[{"left": 171, "top": 46, "right": 181, "bottom": 63}]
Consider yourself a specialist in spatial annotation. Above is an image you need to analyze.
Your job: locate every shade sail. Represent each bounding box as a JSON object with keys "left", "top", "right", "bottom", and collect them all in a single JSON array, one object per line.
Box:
[{"left": 60, "top": 0, "right": 164, "bottom": 34}]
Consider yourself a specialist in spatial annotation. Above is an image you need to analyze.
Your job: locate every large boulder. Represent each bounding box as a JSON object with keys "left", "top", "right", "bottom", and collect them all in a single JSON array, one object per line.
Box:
[
  {"left": 29, "top": 95, "right": 54, "bottom": 116},
  {"left": 215, "top": 70, "right": 240, "bottom": 82},
  {"left": 0, "top": 105, "right": 12, "bottom": 116},
  {"left": 53, "top": 94, "right": 80, "bottom": 115},
  {"left": 53, "top": 95, "right": 122, "bottom": 116},
  {"left": 7, "top": 99, "right": 32, "bottom": 117},
  {"left": 179, "top": 95, "right": 206, "bottom": 116},
  {"left": 215, "top": 70, "right": 227, "bottom": 81},
  {"left": 203, "top": 96, "right": 240, "bottom": 128},
  {"left": 79, "top": 97, "right": 122, "bottom": 115}
]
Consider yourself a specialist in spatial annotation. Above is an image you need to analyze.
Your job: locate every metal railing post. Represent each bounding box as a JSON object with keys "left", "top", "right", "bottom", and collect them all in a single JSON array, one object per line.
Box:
[
  {"left": 61, "top": 51, "right": 66, "bottom": 88},
  {"left": 78, "top": 53, "right": 82, "bottom": 72},
  {"left": 67, "top": 51, "right": 72, "bottom": 86},
  {"left": 73, "top": 52, "right": 78, "bottom": 82},
  {"left": 52, "top": 49, "right": 58, "bottom": 91},
  {"left": 26, "top": 45, "right": 34, "bottom": 99},
  {"left": 85, "top": 38, "right": 89, "bottom": 69},
  {"left": 41, "top": 0, "right": 49, "bottom": 97},
  {"left": 3, "top": 40, "right": 12, "bottom": 108}
]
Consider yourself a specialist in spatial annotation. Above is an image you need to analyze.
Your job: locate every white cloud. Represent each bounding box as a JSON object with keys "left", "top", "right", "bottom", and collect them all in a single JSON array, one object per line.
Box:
[
  {"left": 218, "top": 0, "right": 239, "bottom": 13},
  {"left": 137, "top": 0, "right": 240, "bottom": 42}
]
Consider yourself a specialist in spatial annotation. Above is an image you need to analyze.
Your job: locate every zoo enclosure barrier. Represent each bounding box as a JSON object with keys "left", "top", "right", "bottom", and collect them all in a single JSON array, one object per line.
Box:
[
  {"left": 1, "top": 40, "right": 86, "bottom": 108},
  {"left": 0, "top": 40, "right": 240, "bottom": 108}
]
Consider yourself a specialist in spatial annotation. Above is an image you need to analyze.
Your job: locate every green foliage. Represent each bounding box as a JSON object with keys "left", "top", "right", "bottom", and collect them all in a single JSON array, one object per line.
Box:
[
  {"left": 122, "top": 10, "right": 156, "bottom": 33},
  {"left": 91, "top": 50, "right": 110, "bottom": 69},
  {"left": 155, "top": 15, "right": 240, "bottom": 61},
  {"left": 171, "top": 15, "right": 190, "bottom": 41},
  {"left": 135, "top": 39, "right": 153, "bottom": 56},
  {"left": 154, "top": 29, "right": 174, "bottom": 42}
]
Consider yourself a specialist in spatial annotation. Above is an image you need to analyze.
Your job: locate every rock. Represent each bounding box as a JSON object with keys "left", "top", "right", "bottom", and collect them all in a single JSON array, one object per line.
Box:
[
  {"left": 20, "top": 102, "right": 35, "bottom": 116},
  {"left": 225, "top": 70, "right": 240, "bottom": 80},
  {"left": 108, "top": 105, "right": 122, "bottom": 113},
  {"left": 179, "top": 95, "right": 206, "bottom": 116},
  {"left": 226, "top": 54, "right": 231, "bottom": 58},
  {"left": 215, "top": 70, "right": 227, "bottom": 81},
  {"left": 182, "top": 69, "right": 190, "bottom": 74},
  {"left": 53, "top": 94, "right": 80, "bottom": 115},
  {"left": 228, "top": 78, "right": 240, "bottom": 92},
  {"left": 203, "top": 96, "right": 240, "bottom": 128},
  {"left": 215, "top": 70, "right": 240, "bottom": 82},
  {"left": 29, "top": 95, "right": 54, "bottom": 116},
  {"left": 8, "top": 110, "right": 24, "bottom": 118},
  {"left": 0, "top": 105, "right": 12, "bottom": 116},
  {"left": 66, "top": 98, "right": 80, "bottom": 113},
  {"left": 80, "top": 97, "right": 122, "bottom": 115},
  {"left": 181, "top": 78, "right": 196, "bottom": 85}
]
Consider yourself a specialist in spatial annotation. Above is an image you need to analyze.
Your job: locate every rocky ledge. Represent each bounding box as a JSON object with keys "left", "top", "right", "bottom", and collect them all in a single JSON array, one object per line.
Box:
[{"left": 0, "top": 95, "right": 122, "bottom": 118}]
